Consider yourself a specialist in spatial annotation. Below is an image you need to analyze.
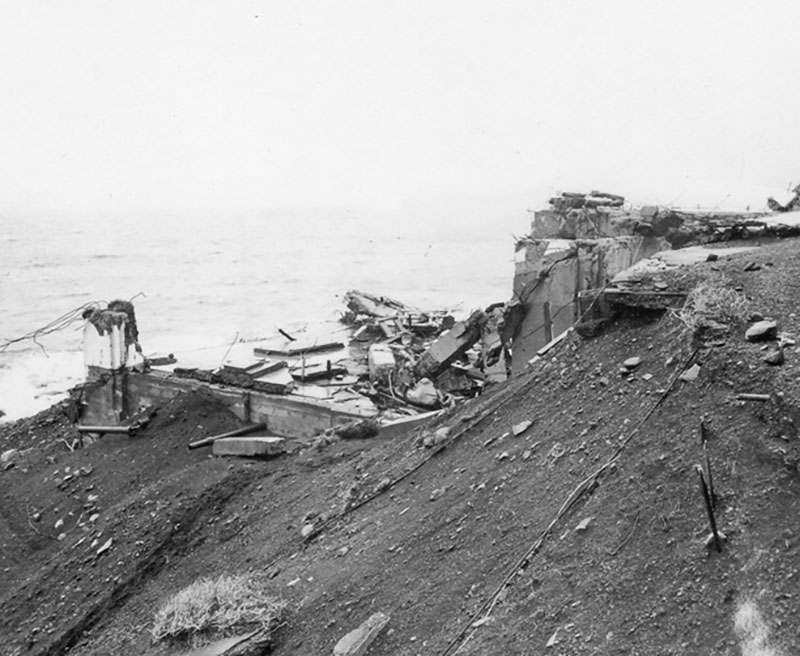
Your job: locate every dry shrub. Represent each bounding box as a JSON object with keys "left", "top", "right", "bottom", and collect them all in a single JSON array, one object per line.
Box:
[
  {"left": 675, "top": 276, "right": 749, "bottom": 334},
  {"left": 151, "top": 574, "right": 286, "bottom": 645}
]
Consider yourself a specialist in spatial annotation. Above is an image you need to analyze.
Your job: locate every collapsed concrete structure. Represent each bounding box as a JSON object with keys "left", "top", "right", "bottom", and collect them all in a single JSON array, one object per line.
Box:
[
  {"left": 508, "top": 191, "right": 800, "bottom": 372},
  {"left": 79, "top": 305, "right": 379, "bottom": 440}
]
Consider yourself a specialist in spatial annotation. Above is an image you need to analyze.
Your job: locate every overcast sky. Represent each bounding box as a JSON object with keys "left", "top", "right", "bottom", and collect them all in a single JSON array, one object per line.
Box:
[{"left": 2, "top": 0, "right": 799, "bottom": 223}]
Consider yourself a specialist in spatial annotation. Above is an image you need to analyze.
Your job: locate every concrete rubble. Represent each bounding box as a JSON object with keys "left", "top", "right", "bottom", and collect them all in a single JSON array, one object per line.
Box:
[
  {"left": 71, "top": 185, "right": 800, "bottom": 450},
  {"left": 507, "top": 188, "right": 800, "bottom": 372},
  {"left": 341, "top": 290, "right": 509, "bottom": 414},
  {"left": 211, "top": 437, "right": 286, "bottom": 458}
]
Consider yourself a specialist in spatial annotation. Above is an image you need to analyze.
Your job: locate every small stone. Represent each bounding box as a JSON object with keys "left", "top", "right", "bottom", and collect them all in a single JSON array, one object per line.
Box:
[
  {"left": 575, "top": 516, "right": 594, "bottom": 532},
  {"left": 512, "top": 420, "right": 533, "bottom": 436},
  {"left": 746, "top": 320, "right": 778, "bottom": 342},
  {"left": 497, "top": 451, "right": 510, "bottom": 461},
  {"left": 743, "top": 262, "right": 762, "bottom": 272},
  {"left": 337, "top": 546, "right": 350, "bottom": 557},
  {"left": 429, "top": 487, "right": 446, "bottom": 501},
  {"left": 623, "top": 357, "right": 642, "bottom": 370},
  {"left": 301, "top": 523, "right": 315, "bottom": 539},
  {"left": 522, "top": 450, "right": 532, "bottom": 461},
  {"left": 0, "top": 449, "right": 19, "bottom": 465},
  {"left": 471, "top": 616, "right": 493, "bottom": 628},
  {"left": 748, "top": 312, "right": 764, "bottom": 322},
  {"left": 546, "top": 628, "right": 560, "bottom": 647},
  {"left": 642, "top": 373, "right": 653, "bottom": 381},
  {"left": 679, "top": 364, "right": 701, "bottom": 382},
  {"left": 54, "top": 518, "right": 64, "bottom": 530},
  {"left": 423, "top": 427, "right": 450, "bottom": 448},
  {"left": 764, "top": 348, "right": 785, "bottom": 366},
  {"left": 706, "top": 253, "right": 719, "bottom": 262},
  {"left": 96, "top": 538, "right": 112, "bottom": 555}
]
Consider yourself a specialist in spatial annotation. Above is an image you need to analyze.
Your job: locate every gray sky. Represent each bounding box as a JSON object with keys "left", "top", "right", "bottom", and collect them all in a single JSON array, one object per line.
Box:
[{"left": 2, "top": 0, "right": 799, "bottom": 223}]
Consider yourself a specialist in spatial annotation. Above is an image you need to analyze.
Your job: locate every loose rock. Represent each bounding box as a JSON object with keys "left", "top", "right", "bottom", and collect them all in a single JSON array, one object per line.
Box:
[
  {"left": 1, "top": 448, "right": 19, "bottom": 465},
  {"left": 679, "top": 364, "right": 701, "bottom": 382},
  {"left": 764, "top": 347, "right": 785, "bottom": 366},
  {"left": 745, "top": 320, "right": 778, "bottom": 342},
  {"left": 623, "top": 357, "right": 642, "bottom": 370},
  {"left": 512, "top": 420, "right": 533, "bottom": 436},
  {"left": 333, "top": 612, "right": 390, "bottom": 656}
]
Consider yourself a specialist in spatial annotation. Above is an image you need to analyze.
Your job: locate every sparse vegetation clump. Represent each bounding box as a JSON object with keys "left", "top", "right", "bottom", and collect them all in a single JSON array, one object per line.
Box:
[
  {"left": 675, "top": 276, "right": 750, "bottom": 334},
  {"left": 151, "top": 574, "right": 287, "bottom": 645}
]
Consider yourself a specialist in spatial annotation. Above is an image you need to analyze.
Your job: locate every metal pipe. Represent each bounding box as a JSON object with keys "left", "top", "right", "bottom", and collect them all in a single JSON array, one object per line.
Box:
[
  {"left": 188, "top": 422, "right": 267, "bottom": 450},
  {"left": 77, "top": 425, "right": 135, "bottom": 435}
]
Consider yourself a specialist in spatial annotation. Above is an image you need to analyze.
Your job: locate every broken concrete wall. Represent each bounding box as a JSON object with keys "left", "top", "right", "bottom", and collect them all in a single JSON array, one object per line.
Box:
[
  {"left": 83, "top": 319, "right": 130, "bottom": 371},
  {"left": 81, "top": 371, "right": 373, "bottom": 439},
  {"left": 510, "top": 235, "right": 666, "bottom": 372}
]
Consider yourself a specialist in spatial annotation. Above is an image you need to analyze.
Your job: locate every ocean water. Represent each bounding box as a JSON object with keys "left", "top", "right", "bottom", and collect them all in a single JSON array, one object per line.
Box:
[{"left": 0, "top": 210, "right": 521, "bottom": 421}]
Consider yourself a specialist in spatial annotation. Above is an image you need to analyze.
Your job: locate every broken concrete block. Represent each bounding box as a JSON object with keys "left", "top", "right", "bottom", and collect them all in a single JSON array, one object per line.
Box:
[
  {"left": 405, "top": 378, "right": 439, "bottom": 408},
  {"left": 746, "top": 320, "right": 778, "bottom": 342},
  {"left": 212, "top": 437, "right": 286, "bottom": 458},
  {"left": 368, "top": 344, "right": 396, "bottom": 383},
  {"left": 414, "top": 310, "right": 486, "bottom": 379},
  {"left": 333, "top": 612, "right": 390, "bottom": 656}
]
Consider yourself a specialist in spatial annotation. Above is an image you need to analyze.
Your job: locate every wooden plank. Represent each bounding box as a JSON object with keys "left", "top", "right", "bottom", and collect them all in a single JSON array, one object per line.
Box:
[
  {"left": 254, "top": 341, "right": 345, "bottom": 357},
  {"left": 536, "top": 328, "right": 572, "bottom": 356},
  {"left": 290, "top": 362, "right": 348, "bottom": 382}
]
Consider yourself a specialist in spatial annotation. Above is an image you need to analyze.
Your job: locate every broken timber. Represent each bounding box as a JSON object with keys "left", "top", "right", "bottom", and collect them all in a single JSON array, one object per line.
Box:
[{"left": 254, "top": 341, "right": 344, "bottom": 357}]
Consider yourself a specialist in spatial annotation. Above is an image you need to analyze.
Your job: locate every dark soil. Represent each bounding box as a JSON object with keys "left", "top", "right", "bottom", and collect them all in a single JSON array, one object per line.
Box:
[{"left": 2, "top": 238, "right": 800, "bottom": 655}]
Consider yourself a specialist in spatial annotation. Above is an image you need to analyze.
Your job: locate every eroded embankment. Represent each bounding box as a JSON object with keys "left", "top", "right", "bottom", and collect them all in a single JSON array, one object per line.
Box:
[{"left": 3, "top": 238, "right": 800, "bottom": 656}]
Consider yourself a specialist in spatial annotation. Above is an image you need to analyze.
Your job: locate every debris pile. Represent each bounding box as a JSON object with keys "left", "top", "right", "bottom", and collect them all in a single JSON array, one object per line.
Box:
[
  {"left": 767, "top": 185, "right": 800, "bottom": 212},
  {"left": 547, "top": 190, "right": 625, "bottom": 212},
  {"left": 341, "top": 290, "right": 510, "bottom": 411}
]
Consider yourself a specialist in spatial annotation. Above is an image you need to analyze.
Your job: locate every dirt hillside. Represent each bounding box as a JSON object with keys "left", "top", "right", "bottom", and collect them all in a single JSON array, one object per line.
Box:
[{"left": 2, "top": 237, "right": 800, "bottom": 656}]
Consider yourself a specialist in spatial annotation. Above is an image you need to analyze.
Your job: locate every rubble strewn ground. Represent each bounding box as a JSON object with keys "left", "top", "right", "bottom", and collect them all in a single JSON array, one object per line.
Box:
[{"left": 2, "top": 237, "right": 800, "bottom": 655}]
